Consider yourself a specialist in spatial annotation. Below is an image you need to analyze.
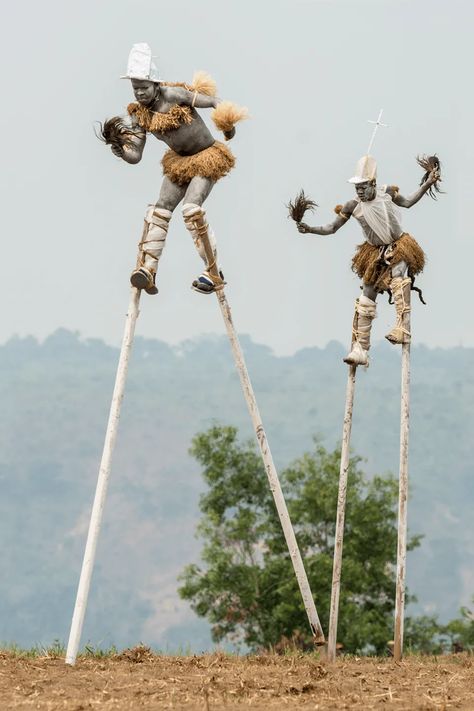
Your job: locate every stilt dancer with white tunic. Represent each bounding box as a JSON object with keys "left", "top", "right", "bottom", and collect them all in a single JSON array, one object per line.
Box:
[
  {"left": 66, "top": 43, "right": 323, "bottom": 666},
  {"left": 289, "top": 113, "right": 442, "bottom": 660}
]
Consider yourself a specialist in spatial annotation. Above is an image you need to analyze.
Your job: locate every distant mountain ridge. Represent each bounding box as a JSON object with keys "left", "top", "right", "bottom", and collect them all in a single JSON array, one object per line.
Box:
[{"left": 0, "top": 329, "right": 472, "bottom": 650}]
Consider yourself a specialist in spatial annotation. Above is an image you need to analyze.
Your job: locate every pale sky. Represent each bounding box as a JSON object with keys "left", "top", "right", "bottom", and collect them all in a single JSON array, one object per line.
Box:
[{"left": 1, "top": 0, "right": 472, "bottom": 355}]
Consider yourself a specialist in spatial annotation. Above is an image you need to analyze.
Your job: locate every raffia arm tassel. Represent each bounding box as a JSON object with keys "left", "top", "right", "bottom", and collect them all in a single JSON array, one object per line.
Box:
[
  {"left": 190, "top": 71, "right": 217, "bottom": 97},
  {"left": 212, "top": 101, "right": 249, "bottom": 133}
]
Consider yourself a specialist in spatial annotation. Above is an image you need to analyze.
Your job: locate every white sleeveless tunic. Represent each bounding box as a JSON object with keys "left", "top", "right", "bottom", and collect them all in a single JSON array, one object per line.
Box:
[{"left": 352, "top": 188, "right": 404, "bottom": 246}]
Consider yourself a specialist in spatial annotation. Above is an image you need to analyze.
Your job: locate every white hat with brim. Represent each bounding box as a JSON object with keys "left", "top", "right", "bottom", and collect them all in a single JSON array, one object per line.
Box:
[
  {"left": 120, "top": 42, "right": 161, "bottom": 82},
  {"left": 348, "top": 155, "right": 377, "bottom": 184}
]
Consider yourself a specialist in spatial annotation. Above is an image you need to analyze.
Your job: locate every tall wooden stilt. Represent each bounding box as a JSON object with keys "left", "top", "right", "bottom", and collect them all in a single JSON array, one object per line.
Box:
[
  {"left": 215, "top": 289, "right": 325, "bottom": 642},
  {"left": 327, "top": 364, "right": 357, "bottom": 661},
  {"left": 393, "top": 290, "right": 411, "bottom": 661},
  {"left": 66, "top": 288, "right": 141, "bottom": 665},
  {"left": 192, "top": 211, "right": 323, "bottom": 640}
]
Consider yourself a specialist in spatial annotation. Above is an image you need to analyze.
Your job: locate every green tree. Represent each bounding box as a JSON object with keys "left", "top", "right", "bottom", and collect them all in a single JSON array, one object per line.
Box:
[
  {"left": 178, "top": 425, "right": 421, "bottom": 654},
  {"left": 444, "top": 599, "right": 474, "bottom": 651},
  {"left": 404, "top": 615, "right": 445, "bottom": 654},
  {"left": 403, "top": 600, "right": 474, "bottom": 654}
]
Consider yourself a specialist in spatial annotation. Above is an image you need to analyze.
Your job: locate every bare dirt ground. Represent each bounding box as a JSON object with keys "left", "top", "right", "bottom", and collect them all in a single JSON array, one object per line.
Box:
[{"left": 1, "top": 647, "right": 473, "bottom": 710}]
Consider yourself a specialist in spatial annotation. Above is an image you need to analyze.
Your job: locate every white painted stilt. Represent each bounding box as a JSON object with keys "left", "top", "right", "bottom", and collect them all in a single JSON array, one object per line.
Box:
[
  {"left": 393, "top": 290, "right": 411, "bottom": 661},
  {"left": 215, "top": 286, "right": 325, "bottom": 643},
  {"left": 327, "top": 364, "right": 357, "bottom": 661},
  {"left": 66, "top": 288, "right": 141, "bottom": 665}
]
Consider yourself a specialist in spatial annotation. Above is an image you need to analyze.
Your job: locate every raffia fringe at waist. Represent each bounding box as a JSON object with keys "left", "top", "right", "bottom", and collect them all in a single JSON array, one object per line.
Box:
[
  {"left": 161, "top": 142, "right": 235, "bottom": 185},
  {"left": 351, "top": 233, "right": 426, "bottom": 291}
]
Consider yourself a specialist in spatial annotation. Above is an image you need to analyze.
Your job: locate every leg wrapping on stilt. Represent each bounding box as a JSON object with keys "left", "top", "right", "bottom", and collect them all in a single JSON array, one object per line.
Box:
[
  {"left": 386, "top": 276, "right": 411, "bottom": 344},
  {"left": 130, "top": 206, "right": 172, "bottom": 295},
  {"left": 182, "top": 203, "right": 225, "bottom": 293},
  {"left": 343, "top": 295, "right": 377, "bottom": 367}
]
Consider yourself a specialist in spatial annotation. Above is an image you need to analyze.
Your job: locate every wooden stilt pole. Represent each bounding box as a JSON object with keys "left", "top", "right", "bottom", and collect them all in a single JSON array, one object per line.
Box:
[
  {"left": 215, "top": 288, "right": 325, "bottom": 642},
  {"left": 66, "top": 288, "right": 141, "bottom": 665},
  {"left": 393, "top": 289, "right": 411, "bottom": 661},
  {"left": 195, "top": 222, "right": 323, "bottom": 640},
  {"left": 327, "top": 364, "right": 357, "bottom": 661}
]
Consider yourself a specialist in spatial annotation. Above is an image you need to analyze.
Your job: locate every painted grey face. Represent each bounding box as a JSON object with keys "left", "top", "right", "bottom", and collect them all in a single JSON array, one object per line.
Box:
[
  {"left": 131, "top": 79, "right": 159, "bottom": 106},
  {"left": 355, "top": 181, "right": 376, "bottom": 202}
]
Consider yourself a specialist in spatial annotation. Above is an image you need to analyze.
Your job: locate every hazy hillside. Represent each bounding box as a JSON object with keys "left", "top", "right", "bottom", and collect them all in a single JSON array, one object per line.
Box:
[{"left": 0, "top": 330, "right": 472, "bottom": 650}]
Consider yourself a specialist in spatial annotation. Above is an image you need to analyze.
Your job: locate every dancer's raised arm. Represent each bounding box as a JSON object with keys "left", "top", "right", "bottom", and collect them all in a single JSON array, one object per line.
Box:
[{"left": 388, "top": 168, "right": 440, "bottom": 208}]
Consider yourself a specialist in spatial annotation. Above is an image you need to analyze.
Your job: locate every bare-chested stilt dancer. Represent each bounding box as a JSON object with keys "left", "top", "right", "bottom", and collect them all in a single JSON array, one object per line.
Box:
[
  {"left": 100, "top": 43, "right": 247, "bottom": 295},
  {"left": 295, "top": 155, "right": 441, "bottom": 366}
]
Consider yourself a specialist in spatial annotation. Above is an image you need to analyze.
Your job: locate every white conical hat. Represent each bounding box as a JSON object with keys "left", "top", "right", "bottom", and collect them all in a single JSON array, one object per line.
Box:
[
  {"left": 348, "top": 155, "right": 377, "bottom": 184},
  {"left": 120, "top": 43, "right": 161, "bottom": 82}
]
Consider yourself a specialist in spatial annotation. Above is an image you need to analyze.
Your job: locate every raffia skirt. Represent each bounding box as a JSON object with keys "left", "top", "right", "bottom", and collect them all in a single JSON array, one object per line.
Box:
[
  {"left": 351, "top": 233, "right": 426, "bottom": 291},
  {"left": 161, "top": 141, "right": 235, "bottom": 186}
]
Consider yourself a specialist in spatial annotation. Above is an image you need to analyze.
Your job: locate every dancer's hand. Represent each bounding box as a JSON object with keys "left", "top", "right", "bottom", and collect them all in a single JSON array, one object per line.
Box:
[
  {"left": 223, "top": 127, "right": 236, "bottom": 141},
  {"left": 111, "top": 144, "right": 124, "bottom": 158},
  {"left": 297, "top": 222, "right": 311, "bottom": 234},
  {"left": 428, "top": 168, "right": 441, "bottom": 184}
]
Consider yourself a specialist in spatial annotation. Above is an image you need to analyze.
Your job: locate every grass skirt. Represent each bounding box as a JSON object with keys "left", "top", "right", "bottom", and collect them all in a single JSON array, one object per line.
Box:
[
  {"left": 161, "top": 142, "right": 235, "bottom": 186},
  {"left": 351, "top": 233, "right": 425, "bottom": 291}
]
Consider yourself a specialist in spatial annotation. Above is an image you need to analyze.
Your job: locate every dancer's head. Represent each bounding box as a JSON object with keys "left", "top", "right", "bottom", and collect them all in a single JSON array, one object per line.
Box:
[
  {"left": 131, "top": 79, "right": 160, "bottom": 107},
  {"left": 121, "top": 42, "right": 161, "bottom": 106},
  {"left": 354, "top": 180, "right": 377, "bottom": 202},
  {"left": 349, "top": 155, "right": 377, "bottom": 200}
]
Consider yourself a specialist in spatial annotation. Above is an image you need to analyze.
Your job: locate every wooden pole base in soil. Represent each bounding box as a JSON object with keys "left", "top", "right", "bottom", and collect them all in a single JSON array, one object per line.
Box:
[
  {"left": 327, "top": 364, "right": 357, "bottom": 661},
  {"left": 66, "top": 288, "right": 141, "bottom": 665},
  {"left": 198, "top": 225, "right": 324, "bottom": 643},
  {"left": 393, "top": 290, "right": 411, "bottom": 661}
]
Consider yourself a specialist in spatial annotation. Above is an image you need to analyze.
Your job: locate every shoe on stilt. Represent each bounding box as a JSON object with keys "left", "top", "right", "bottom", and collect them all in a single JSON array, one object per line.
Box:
[
  {"left": 385, "top": 327, "right": 408, "bottom": 345},
  {"left": 343, "top": 341, "right": 369, "bottom": 366},
  {"left": 130, "top": 267, "right": 158, "bottom": 295},
  {"left": 191, "top": 270, "right": 225, "bottom": 294}
]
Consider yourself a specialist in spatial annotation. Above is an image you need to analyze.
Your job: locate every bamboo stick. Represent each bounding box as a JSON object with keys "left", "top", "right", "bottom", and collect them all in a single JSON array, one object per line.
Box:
[
  {"left": 327, "top": 364, "right": 357, "bottom": 661},
  {"left": 66, "top": 288, "right": 141, "bottom": 665}
]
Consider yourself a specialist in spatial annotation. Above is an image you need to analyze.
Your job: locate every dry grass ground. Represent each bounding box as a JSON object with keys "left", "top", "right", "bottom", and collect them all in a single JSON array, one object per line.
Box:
[{"left": 1, "top": 647, "right": 473, "bottom": 710}]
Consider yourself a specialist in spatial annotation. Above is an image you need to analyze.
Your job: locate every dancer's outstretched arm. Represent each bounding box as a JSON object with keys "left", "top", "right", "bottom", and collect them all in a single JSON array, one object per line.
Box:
[{"left": 297, "top": 199, "right": 357, "bottom": 235}]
